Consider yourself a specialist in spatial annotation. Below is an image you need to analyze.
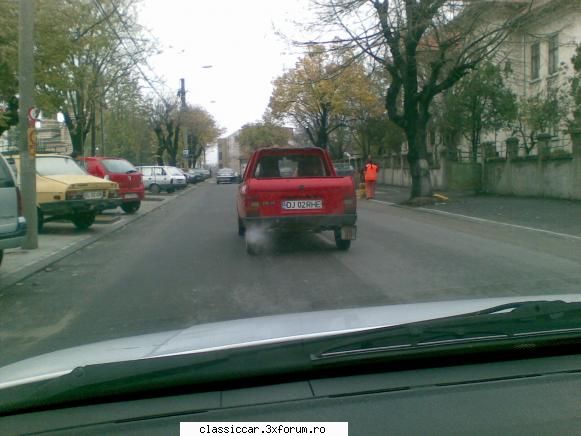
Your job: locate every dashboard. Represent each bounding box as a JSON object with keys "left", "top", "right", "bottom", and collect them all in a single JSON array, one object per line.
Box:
[{"left": 3, "top": 353, "right": 581, "bottom": 435}]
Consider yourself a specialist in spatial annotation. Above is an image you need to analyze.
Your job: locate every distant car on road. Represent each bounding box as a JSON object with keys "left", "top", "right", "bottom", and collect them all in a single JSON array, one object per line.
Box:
[
  {"left": 78, "top": 157, "right": 144, "bottom": 214},
  {"left": 0, "top": 154, "right": 26, "bottom": 268},
  {"left": 216, "top": 168, "right": 239, "bottom": 184},
  {"left": 333, "top": 162, "right": 355, "bottom": 177}
]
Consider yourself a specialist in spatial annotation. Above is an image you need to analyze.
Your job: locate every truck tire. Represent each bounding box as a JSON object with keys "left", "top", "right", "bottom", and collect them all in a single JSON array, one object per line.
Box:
[
  {"left": 72, "top": 212, "right": 96, "bottom": 230},
  {"left": 121, "top": 201, "right": 140, "bottom": 214},
  {"left": 238, "top": 217, "right": 245, "bottom": 236},
  {"left": 334, "top": 229, "right": 351, "bottom": 251}
]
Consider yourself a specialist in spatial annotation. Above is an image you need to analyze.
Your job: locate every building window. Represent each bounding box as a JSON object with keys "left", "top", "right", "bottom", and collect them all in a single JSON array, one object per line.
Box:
[
  {"left": 531, "top": 42, "right": 540, "bottom": 80},
  {"left": 548, "top": 34, "right": 559, "bottom": 75}
]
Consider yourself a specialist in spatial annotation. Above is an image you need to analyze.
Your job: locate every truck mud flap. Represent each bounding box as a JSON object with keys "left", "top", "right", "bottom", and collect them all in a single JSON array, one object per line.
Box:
[{"left": 341, "top": 226, "right": 357, "bottom": 240}]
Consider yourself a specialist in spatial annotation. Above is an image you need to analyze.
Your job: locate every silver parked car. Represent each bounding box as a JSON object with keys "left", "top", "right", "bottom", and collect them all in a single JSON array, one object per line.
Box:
[{"left": 0, "top": 154, "right": 27, "bottom": 268}]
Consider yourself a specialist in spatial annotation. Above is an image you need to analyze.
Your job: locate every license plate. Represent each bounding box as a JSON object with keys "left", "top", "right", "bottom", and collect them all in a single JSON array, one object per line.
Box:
[
  {"left": 84, "top": 191, "right": 103, "bottom": 200},
  {"left": 125, "top": 193, "right": 138, "bottom": 199},
  {"left": 282, "top": 199, "right": 323, "bottom": 210}
]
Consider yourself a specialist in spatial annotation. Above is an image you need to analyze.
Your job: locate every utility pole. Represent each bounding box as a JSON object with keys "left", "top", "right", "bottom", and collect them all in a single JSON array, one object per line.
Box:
[
  {"left": 178, "top": 78, "right": 189, "bottom": 168},
  {"left": 100, "top": 75, "right": 105, "bottom": 156},
  {"left": 18, "top": 0, "right": 38, "bottom": 249}
]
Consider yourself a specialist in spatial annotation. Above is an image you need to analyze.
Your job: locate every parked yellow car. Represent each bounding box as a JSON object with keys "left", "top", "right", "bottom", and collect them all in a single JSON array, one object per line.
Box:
[{"left": 12, "top": 154, "right": 121, "bottom": 231}]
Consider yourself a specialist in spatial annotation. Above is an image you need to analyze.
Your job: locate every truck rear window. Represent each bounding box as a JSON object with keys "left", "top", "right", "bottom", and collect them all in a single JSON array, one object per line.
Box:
[{"left": 254, "top": 154, "right": 329, "bottom": 178}]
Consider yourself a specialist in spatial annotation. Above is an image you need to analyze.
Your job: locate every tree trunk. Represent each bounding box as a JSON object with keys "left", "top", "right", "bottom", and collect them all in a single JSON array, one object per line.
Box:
[
  {"left": 406, "top": 116, "right": 433, "bottom": 199},
  {"left": 168, "top": 126, "right": 180, "bottom": 167},
  {"left": 90, "top": 107, "right": 97, "bottom": 156},
  {"left": 64, "top": 111, "right": 83, "bottom": 156}
]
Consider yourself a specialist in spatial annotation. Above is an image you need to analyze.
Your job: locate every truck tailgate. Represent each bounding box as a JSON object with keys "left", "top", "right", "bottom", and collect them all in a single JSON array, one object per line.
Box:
[{"left": 247, "top": 177, "right": 354, "bottom": 217}]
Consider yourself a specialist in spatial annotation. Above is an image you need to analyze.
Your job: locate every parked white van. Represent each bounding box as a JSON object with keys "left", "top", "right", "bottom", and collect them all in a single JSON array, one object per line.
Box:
[
  {"left": 135, "top": 165, "right": 186, "bottom": 194},
  {"left": 0, "top": 154, "right": 26, "bottom": 267}
]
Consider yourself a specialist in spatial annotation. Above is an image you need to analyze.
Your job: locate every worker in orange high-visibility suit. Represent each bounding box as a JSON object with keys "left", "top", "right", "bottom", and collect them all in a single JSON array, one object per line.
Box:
[{"left": 364, "top": 158, "right": 379, "bottom": 200}]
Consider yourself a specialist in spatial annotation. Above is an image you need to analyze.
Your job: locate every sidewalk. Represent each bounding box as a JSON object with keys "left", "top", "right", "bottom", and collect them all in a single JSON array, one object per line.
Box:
[
  {"left": 0, "top": 185, "right": 196, "bottom": 291},
  {"left": 373, "top": 184, "right": 581, "bottom": 237}
]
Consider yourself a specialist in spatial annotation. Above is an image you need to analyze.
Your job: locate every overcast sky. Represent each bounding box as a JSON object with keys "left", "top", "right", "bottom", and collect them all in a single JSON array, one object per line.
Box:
[{"left": 138, "top": 0, "right": 316, "bottom": 137}]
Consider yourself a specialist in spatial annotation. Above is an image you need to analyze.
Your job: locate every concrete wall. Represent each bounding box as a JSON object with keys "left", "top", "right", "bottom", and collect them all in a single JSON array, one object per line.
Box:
[
  {"left": 378, "top": 133, "right": 581, "bottom": 200},
  {"left": 378, "top": 156, "right": 480, "bottom": 192},
  {"left": 484, "top": 154, "right": 581, "bottom": 199}
]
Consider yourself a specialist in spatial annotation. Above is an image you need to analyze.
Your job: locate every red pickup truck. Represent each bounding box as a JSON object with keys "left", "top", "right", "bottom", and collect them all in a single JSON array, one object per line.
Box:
[{"left": 237, "top": 147, "right": 357, "bottom": 254}]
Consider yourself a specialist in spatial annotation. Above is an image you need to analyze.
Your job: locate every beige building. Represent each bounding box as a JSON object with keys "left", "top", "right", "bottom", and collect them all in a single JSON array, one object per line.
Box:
[
  {"left": 218, "top": 132, "right": 242, "bottom": 172},
  {"left": 470, "top": 0, "right": 581, "bottom": 156}
]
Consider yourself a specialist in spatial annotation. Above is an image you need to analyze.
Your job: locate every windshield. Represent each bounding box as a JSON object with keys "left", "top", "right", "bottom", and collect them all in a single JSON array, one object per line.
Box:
[
  {"left": 36, "top": 157, "right": 87, "bottom": 176},
  {"left": 166, "top": 167, "right": 183, "bottom": 176},
  {"left": 101, "top": 159, "right": 137, "bottom": 174},
  {"left": 1, "top": 0, "right": 581, "bottom": 414}
]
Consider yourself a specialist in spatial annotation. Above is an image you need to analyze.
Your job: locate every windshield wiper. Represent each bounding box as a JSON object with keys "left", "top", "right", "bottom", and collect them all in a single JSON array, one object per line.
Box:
[
  {"left": 126, "top": 169, "right": 138, "bottom": 173},
  {"left": 312, "top": 300, "right": 581, "bottom": 361},
  {"left": 2, "top": 300, "right": 581, "bottom": 415}
]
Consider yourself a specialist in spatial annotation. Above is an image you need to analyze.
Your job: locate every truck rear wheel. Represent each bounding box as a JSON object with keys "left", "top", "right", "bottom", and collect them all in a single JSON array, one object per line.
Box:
[{"left": 334, "top": 229, "right": 351, "bottom": 251}]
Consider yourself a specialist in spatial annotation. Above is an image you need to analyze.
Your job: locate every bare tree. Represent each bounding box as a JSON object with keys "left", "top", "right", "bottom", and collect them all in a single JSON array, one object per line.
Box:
[
  {"left": 305, "top": 0, "right": 530, "bottom": 198},
  {"left": 148, "top": 97, "right": 180, "bottom": 165}
]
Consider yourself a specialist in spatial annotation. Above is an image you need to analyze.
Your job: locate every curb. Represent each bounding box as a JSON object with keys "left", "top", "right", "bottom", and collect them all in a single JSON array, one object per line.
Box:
[{"left": 0, "top": 185, "right": 196, "bottom": 292}]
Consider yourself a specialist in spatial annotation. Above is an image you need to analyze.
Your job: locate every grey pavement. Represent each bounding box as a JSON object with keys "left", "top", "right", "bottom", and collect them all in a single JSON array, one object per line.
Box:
[
  {"left": 0, "top": 185, "right": 196, "bottom": 289},
  {"left": 374, "top": 184, "right": 581, "bottom": 236},
  {"left": 1, "top": 181, "right": 581, "bottom": 367}
]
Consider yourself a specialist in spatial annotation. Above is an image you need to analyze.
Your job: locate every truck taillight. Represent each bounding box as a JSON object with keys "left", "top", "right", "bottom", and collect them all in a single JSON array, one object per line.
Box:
[
  {"left": 246, "top": 199, "right": 261, "bottom": 217},
  {"left": 16, "top": 187, "right": 23, "bottom": 216},
  {"left": 343, "top": 196, "right": 356, "bottom": 213}
]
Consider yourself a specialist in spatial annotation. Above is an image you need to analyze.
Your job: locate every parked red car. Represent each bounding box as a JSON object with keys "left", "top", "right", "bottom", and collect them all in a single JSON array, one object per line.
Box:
[
  {"left": 237, "top": 147, "right": 357, "bottom": 254},
  {"left": 78, "top": 157, "right": 145, "bottom": 214}
]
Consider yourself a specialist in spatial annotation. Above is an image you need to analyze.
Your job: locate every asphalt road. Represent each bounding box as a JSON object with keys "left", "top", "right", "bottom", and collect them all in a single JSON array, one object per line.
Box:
[{"left": 1, "top": 182, "right": 581, "bottom": 367}]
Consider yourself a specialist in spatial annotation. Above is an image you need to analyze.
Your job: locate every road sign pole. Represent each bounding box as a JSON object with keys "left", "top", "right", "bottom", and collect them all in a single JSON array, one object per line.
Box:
[{"left": 18, "top": 0, "right": 38, "bottom": 249}]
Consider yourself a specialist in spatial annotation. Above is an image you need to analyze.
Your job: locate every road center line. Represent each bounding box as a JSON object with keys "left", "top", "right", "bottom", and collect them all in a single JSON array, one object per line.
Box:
[{"left": 370, "top": 199, "right": 581, "bottom": 242}]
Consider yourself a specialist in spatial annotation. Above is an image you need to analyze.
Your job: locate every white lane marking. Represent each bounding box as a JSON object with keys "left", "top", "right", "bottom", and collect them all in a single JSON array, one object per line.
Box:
[
  {"left": 370, "top": 199, "right": 581, "bottom": 242},
  {"left": 369, "top": 199, "right": 397, "bottom": 206}
]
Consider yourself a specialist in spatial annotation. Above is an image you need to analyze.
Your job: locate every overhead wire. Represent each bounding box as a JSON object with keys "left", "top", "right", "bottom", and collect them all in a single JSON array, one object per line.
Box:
[{"left": 93, "top": 0, "right": 169, "bottom": 103}]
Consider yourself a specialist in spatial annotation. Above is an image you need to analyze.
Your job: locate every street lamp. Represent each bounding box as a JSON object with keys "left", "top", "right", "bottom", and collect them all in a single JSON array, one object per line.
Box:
[{"left": 179, "top": 65, "right": 214, "bottom": 168}]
